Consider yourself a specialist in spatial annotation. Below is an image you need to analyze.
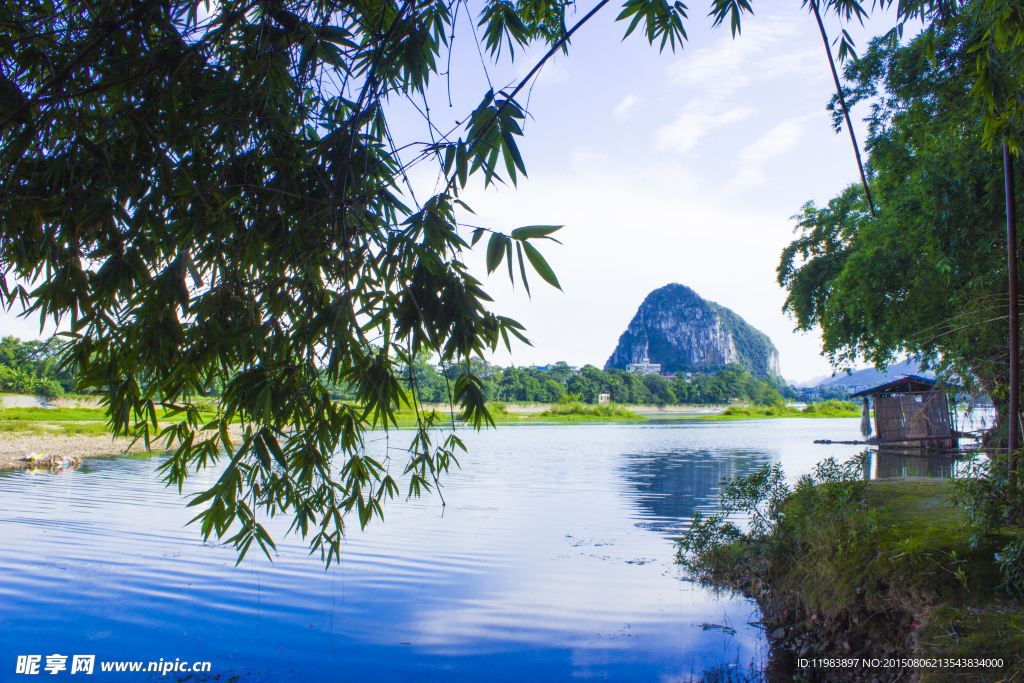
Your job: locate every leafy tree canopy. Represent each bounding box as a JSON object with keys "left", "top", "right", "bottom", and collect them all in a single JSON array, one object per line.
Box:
[
  {"left": 778, "top": 18, "right": 1018, "bottom": 411},
  {"left": 0, "top": 0, "right": 730, "bottom": 565}
]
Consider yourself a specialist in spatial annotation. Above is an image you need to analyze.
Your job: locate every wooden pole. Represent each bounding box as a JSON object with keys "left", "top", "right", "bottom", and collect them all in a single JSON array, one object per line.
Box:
[
  {"left": 1005, "top": 142, "right": 1019, "bottom": 473},
  {"left": 810, "top": 0, "right": 876, "bottom": 218}
]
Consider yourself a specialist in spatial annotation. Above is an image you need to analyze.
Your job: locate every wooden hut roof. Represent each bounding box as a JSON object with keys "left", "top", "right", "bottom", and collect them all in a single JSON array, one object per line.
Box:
[{"left": 848, "top": 375, "right": 938, "bottom": 398}]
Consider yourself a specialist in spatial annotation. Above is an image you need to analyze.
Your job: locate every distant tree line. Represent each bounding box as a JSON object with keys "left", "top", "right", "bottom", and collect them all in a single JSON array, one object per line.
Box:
[
  {"left": 0, "top": 336, "right": 73, "bottom": 397},
  {"left": 1, "top": 335, "right": 801, "bottom": 407},
  {"left": 330, "top": 355, "right": 800, "bottom": 406}
]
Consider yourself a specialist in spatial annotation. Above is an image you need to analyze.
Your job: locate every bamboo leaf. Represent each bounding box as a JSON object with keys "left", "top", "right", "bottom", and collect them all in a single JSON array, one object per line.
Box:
[
  {"left": 505, "top": 237, "right": 514, "bottom": 284},
  {"left": 521, "top": 241, "right": 561, "bottom": 290},
  {"left": 510, "top": 225, "right": 563, "bottom": 240},
  {"left": 486, "top": 232, "right": 505, "bottom": 274},
  {"left": 516, "top": 241, "right": 531, "bottom": 297}
]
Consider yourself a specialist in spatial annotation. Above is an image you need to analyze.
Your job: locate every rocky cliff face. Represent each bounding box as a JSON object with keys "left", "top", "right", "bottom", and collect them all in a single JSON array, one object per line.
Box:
[{"left": 604, "top": 284, "right": 782, "bottom": 376}]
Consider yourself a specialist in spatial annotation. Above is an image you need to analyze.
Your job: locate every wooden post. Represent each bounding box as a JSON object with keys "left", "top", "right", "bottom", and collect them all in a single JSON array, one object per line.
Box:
[{"left": 1005, "top": 143, "right": 1019, "bottom": 473}]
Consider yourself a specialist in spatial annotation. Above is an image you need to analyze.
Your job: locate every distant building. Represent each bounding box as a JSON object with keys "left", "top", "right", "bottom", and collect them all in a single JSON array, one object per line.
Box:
[
  {"left": 529, "top": 363, "right": 580, "bottom": 374},
  {"left": 626, "top": 355, "right": 661, "bottom": 375},
  {"left": 598, "top": 393, "right": 611, "bottom": 404}
]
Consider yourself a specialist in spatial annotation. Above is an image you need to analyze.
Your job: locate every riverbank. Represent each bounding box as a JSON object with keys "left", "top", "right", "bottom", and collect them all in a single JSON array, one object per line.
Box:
[
  {"left": 700, "top": 399, "right": 861, "bottom": 420},
  {"left": 681, "top": 473, "right": 1024, "bottom": 681},
  {"left": 0, "top": 432, "right": 158, "bottom": 470},
  {"left": 0, "top": 406, "right": 245, "bottom": 470},
  {"left": 0, "top": 398, "right": 860, "bottom": 468}
]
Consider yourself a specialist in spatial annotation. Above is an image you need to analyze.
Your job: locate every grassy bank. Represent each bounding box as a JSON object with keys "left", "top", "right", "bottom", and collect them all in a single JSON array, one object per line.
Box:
[
  {"left": 0, "top": 421, "right": 112, "bottom": 436},
  {"left": 0, "top": 399, "right": 854, "bottom": 432},
  {"left": 677, "top": 462, "right": 1024, "bottom": 682},
  {"left": 713, "top": 399, "right": 860, "bottom": 420},
  {"left": 528, "top": 401, "right": 643, "bottom": 421}
]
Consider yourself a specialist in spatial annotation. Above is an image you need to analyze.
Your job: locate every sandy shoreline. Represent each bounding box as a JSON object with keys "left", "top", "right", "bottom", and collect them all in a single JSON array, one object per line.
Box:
[
  {"left": 0, "top": 433, "right": 165, "bottom": 470},
  {"left": 0, "top": 424, "right": 247, "bottom": 471}
]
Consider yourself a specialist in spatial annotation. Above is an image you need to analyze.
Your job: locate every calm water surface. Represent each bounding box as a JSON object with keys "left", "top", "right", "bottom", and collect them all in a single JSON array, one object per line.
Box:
[{"left": 2, "top": 418, "right": 880, "bottom": 681}]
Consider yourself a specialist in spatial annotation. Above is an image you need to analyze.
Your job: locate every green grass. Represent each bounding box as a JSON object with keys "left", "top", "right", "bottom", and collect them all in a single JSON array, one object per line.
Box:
[
  {"left": 0, "top": 407, "right": 109, "bottom": 421},
  {"left": 0, "top": 422, "right": 50, "bottom": 435},
  {"left": 533, "top": 401, "right": 642, "bottom": 421},
  {"left": 366, "top": 402, "right": 646, "bottom": 426},
  {"left": 862, "top": 479, "right": 1024, "bottom": 682},
  {"left": 0, "top": 419, "right": 121, "bottom": 437},
  {"left": 55, "top": 422, "right": 115, "bottom": 437},
  {"left": 783, "top": 479, "right": 1012, "bottom": 614},
  {"left": 694, "top": 399, "right": 861, "bottom": 420},
  {"left": 800, "top": 398, "right": 861, "bottom": 416},
  {"left": 0, "top": 405, "right": 234, "bottom": 424},
  {"left": 0, "top": 400, "right": 647, "bottom": 431},
  {"left": 388, "top": 408, "right": 455, "bottom": 428}
]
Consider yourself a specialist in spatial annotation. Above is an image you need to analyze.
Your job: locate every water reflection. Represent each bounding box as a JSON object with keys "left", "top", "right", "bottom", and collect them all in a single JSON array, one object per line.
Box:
[
  {"left": 622, "top": 449, "right": 772, "bottom": 535},
  {"left": 863, "top": 448, "right": 975, "bottom": 479},
  {"left": 0, "top": 420, "right": 871, "bottom": 682}
]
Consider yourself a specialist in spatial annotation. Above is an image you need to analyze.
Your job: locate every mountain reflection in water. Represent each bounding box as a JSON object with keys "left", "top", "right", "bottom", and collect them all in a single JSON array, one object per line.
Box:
[{"left": 622, "top": 449, "right": 772, "bottom": 536}]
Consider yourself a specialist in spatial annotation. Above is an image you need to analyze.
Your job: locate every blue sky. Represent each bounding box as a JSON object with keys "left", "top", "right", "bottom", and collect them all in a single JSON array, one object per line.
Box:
[
  {"left": 0, "top": 1, "right": 906, "bottom": 383},
  {"left": 429, "top": 0, "right": 904, "bottom": 382}
]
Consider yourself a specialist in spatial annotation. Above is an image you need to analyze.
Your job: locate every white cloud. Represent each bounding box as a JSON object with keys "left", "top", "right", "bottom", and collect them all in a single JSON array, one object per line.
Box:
[
  {"left": 655, "top": 102, "right": 755, "bottom": 154},
  {"left": 738, "top": 116, "right": 808, "bottom": 165},
  {"left": 569, "top": 147, "right": 609, "bottom": 171},
  {"left": 514, "top": 51, "right": 570, "bottom": 87},
  {"left": 729, "top": 114, "right": 814, "bottom": 188},
  {"left": 536, "top": 59, "right": 570, "bottom": 86},
  {"left": 612, "top": 94, "right": 638, "bottom": 120},
  {"left": 651, "top": 16, "right": 826, "bottom": 157},
  {"left": 665, "top": 17, "right": 821, "bottom": 97}
]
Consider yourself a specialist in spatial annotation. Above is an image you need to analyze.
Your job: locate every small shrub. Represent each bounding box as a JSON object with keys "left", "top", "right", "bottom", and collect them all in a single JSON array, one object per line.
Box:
[
  {"left": 675, "top": 455, "right": 869, "bottom": 589},
  {"left": 950, "top": 450, "right": 1024, "bottom": 596},
  {"left": 486, "top": 402, "right": 511, "bottom": 416},
  {"left": 39, "top": 379, "right": 65, "bottom": 398}
]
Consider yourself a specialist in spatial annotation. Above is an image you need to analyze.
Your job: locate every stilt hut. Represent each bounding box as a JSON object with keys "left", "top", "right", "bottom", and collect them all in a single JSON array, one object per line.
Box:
[{"left": 849, "top": 376, "right": 956, "bottom": 449}]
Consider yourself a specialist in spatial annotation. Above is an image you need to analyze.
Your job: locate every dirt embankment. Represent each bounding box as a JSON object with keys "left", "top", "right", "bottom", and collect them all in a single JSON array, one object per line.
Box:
[
  {"left": 0, "top": 434, "right": 154, "bottom": 470},
  {"left": 0, "top": 424, "right": 247, "bottom": 471}
]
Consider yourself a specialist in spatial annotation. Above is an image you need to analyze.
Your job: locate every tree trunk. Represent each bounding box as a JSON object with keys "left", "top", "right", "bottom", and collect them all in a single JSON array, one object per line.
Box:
[{"left": 1005, "top": 143, "right": 1019, "bottom": 474}]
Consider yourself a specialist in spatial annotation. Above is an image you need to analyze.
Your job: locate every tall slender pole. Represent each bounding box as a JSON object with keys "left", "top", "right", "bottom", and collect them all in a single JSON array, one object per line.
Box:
[
  {"left": 1005, "top": 143, "right": 1019, "bottom": 473},
  {"left": 810, "top": 0, "right": 877, "bottom": 218}
]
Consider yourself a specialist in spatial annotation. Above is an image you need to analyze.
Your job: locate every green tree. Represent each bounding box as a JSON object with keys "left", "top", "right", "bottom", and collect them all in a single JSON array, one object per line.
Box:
[
  {"left": 642, "top": 373, "right": 676, "bottom": 405},
  {"left": 670, "top": 374, "right": 696, "bottom": 403},
  {"left": 777, "top": 23, "right": 1017, "bottom": 424},
  {"left": 547, "top": 361, "right": 574, "bottom": 384},
  {"left": 541, "top": 378, "right": 566, "bottom": 403},
  {"left": 496, "top": 366, "right": 544, "bottom": 402},
  {"left": 0, "top": 336, "right": 74, "bottom": 395}
]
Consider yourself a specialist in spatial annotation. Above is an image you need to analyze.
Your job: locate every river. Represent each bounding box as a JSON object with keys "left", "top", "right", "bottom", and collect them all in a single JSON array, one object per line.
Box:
[{"left": 1, "top": 417, "right": 927, "bottom": 681}]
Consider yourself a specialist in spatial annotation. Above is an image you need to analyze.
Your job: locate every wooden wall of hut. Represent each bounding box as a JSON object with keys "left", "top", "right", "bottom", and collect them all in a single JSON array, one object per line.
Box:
[{"left": 873, "top": 391, "right": 952, "bottom": 447}]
